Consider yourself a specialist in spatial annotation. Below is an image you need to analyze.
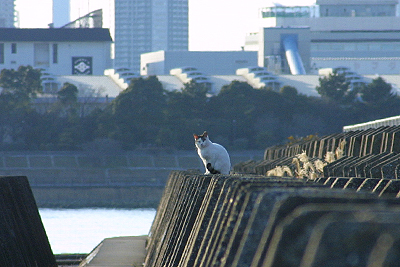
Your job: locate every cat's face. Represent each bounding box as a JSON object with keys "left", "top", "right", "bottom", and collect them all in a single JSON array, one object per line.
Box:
[{"left": 194, "top": 131, "right": 209, "bottom": 148}]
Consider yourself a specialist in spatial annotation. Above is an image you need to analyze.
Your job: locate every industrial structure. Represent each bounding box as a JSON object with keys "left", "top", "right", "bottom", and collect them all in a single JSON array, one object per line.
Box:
[{"left": 247, "top": 0, "right": 400, "bottom": 75}]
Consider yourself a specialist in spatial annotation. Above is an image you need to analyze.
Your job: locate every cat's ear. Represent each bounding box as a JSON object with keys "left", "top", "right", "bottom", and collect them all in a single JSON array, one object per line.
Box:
[
  {"left": 203, "top": 131, "right": 208, "bottom": 137},
  {"left": 193, "top": 134, "right": 199, "bottom": 140}
]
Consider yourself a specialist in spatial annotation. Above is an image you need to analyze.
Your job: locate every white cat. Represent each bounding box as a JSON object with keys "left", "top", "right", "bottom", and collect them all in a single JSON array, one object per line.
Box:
[{"left": 194, "top": 131, "right": 231, "bottom": 175}]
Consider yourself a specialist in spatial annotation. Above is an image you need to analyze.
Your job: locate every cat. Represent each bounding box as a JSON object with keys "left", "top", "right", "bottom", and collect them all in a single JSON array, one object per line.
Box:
[{"left": 193, "top": 131, "right": 231, "bottom": 175}]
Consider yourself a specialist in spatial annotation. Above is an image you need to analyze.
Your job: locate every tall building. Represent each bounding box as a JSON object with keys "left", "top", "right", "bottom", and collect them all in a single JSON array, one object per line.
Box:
[
  {"left": 0, "top": 0, "right": 15, "bottom": 27},
  {"left": 52, "top": 0, "right": 70, "bottom": 27},
  {"left": 66, "top": 0, "right": 188, "bottom": 72},
  {"left": 114, "top": 0, "right": 188, "bottom": 72}
]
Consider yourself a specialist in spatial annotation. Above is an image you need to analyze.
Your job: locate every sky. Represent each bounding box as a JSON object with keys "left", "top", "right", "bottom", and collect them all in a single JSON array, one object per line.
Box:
[{"left": 14, "top": 0, "right": 316, "bottom": 51}]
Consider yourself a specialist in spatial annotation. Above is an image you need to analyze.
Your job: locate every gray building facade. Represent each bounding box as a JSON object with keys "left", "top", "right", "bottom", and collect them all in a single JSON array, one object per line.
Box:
[
  {"left": 114, "top": 0, "right": 188, "bottom": 72},
  {"left": 0, "top": 0, "right": 15, "bottom": 27}
]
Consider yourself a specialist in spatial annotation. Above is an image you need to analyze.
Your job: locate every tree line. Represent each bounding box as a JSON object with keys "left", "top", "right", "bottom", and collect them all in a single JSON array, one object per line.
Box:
[{"left": 0, "top": 65, "right": 399, "bottom": 151}]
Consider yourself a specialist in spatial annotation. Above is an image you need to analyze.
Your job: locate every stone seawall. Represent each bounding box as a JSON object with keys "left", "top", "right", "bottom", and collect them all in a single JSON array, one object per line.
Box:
[{"left": 0, "top": 150, "right": 263, "bottom": 208}]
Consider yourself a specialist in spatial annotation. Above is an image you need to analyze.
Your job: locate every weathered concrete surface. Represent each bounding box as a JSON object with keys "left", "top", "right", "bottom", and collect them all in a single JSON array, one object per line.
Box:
[
  {"left": 0, "top": 176, "right": 57, "bottom": 267},
  {"left": 235, "top": 126, "right": 400, "bottom": 181},
  {"left": 79, "top": 236, "right": 147, "bottom": 267},
  {"left": 141, "top": 170, "right": 400, "bottom": 267}
]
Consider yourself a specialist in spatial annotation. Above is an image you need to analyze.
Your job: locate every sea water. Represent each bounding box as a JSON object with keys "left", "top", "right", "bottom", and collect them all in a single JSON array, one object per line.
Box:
[{"left": 39, "top": 208, "right": 157, "bottom": 254}]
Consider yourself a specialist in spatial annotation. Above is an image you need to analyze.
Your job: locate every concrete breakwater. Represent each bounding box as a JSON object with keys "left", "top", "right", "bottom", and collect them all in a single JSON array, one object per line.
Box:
[
  {"left": 145, "top": 127, "right": 400, "bottom": 267},
  {"left": 145, "top": 170, "right": 400, "bottom": 267},
  {"left": 0, "top": 150, "right": 263, "bottom": 208}
]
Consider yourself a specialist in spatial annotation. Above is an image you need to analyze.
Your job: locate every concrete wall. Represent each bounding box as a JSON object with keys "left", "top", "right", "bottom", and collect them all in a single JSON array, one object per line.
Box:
[
  {"left": 0, "top": 150, "right": 263, "bottom": 208},
  {"left": 141, "top": 51, "right": 258, "bottom": 75}
]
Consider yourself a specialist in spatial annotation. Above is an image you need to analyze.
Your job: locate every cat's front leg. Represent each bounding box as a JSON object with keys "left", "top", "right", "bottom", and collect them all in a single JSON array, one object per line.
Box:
[{"left": 203, "top": 160, "right": 211, "bottom": 174}]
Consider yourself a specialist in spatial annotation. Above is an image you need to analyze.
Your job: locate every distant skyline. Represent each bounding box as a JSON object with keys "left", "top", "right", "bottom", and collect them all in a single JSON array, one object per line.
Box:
[{"left": 14, "top": 0, "right": 316, "bottom": 51}]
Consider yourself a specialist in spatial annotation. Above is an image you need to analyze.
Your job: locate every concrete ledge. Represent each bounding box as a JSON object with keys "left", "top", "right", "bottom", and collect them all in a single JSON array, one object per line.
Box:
[{"left": 79, "top": 236, "right": 147, "bottom": 267}]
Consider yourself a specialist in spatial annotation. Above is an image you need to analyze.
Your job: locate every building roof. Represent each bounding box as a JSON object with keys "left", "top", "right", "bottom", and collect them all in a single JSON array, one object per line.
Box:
[
  {"left": 41, "top": 74, "right": 400, "bottom": 100},
  {"left": 278, "top": 75, "right": 321, "bottom": 97},
  {"left": 56, "top": 75, "right": 124, "bottom": 98},
  {"left": 364, "top": 75, "right": 400, "bottom": 93},
  {"left": 209, "top": 76, "right": 248, "bottom": 94},
  {"left": 156, "top": 75, "right": 185, "bottom": 92},
  {"left": 0, "top": 28, "right": 113, "bottom": 42}
]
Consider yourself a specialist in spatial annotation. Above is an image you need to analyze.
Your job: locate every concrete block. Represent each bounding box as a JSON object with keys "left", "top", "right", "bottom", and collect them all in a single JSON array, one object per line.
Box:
[
  {"left": 28, "top": 156, "right": 53, "bottom": 168},
  {"left": 177, "top": 156, "right": 202, "bottom": 169},
  {"left": 145, "top": 171, "right": 212, "bottom": 267},
  {"left": 103, "top": 155, "right": 128, "bottom": 167},
  {"left": 71, "top": 169, "right": 106, "bottom": 184},
  {"left": 375, "top": 153, "right": 400, "bottom": 179},
  {"left": 52, "top": 155, "right": 78, "bottom": 168},
  {"left": 194, "top": 178, "right": 325, "bottom": 267},
  {"left": 4, "top": 156, "right": 28, "bottom": 168},
  {"left": 391, "top": 130, "right": 400, "bottom": 153},
  {"left": 330, "top": 177, "right": 351, "bottom": 188},
  {"left": 153, "top": 155, "right": 178, "bottom": 168},
  {"left": 371, "top": 179, "right": 391, "bottom": 194},
  {"left": 0, "top": 176, "right": 57, "bottom": 266},
  {"left": 380, "top": 180, "right": 400, "bottom": 197},
  {"left": 343, "top": 177, "right": 366, "bottom": 189},
  {"left": 250, "top": 191, "right": 397, "bottom": 267},
  {"left": 77, "top": 156, "right": 103, "bottom": 168},
  {"left": 364, "top": 153, "right": 396, "bottom": 178},
  {"left": 357, "top": 178, "right": 382, "bottom": 192},
  {"left": 28, "top": 169, "right": 62, "bottom": 185},
  {"left": 127, "top": 155, "right": 154, "bottom": 167},
  {"left": 263, "top": 205, "right": 400, "bottom": 267}
]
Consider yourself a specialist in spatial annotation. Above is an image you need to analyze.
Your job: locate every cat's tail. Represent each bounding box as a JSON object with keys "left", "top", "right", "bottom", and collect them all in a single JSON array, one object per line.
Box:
[{"left": 206, "top": 163, "right": 221, "bottom": 174}]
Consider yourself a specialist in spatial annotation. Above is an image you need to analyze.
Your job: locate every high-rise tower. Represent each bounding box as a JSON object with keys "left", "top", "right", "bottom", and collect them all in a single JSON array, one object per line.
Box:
[
  {"left": 52, "top": 0, "right": 70, "bottom": 27},
  {"left": 114, "top": 0, "right": 188, "bottom": 72},
  {"left": 0, "top": 0, "right": 16, "bottom": 27}
]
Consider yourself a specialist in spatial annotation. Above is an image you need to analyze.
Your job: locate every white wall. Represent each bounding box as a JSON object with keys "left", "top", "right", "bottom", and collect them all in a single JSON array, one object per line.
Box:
[{"left": 0, "top": 41, "right": 112, "bottom": 75}]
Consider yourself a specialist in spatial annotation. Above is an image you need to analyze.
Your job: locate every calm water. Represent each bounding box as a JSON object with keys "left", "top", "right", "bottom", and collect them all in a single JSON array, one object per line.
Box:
[{"left": 39, "top": 208, "right": 157, "bottom": 254}]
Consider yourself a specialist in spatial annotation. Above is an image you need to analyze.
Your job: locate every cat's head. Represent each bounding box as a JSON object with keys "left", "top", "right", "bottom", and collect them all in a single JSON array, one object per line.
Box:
[{"left": 194, "top": 131, "right": 209, "bottom": 148}]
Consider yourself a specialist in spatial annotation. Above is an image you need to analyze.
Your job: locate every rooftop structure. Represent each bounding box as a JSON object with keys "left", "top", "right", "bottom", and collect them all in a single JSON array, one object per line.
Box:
[{"left": 61, "top": 9, "right": 102, "bottom": 28}]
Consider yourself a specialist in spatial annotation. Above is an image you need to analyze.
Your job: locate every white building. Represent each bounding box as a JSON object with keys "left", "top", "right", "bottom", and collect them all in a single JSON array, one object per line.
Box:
[
  {"left": 0, "top": 28, "right": 112, "bottom": 76},
  {"left": 0, "top": 0, "right": 15, "bottom": 27},
  {"left": 140, "top": 51, "right": 258, "bottom": 76},
  {"left": 248, "top": 0, "right": 400, "bottom": 75}
]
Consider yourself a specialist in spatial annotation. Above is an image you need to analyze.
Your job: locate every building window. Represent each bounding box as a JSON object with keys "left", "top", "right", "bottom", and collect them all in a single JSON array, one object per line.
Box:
[
  {"left": 11, "top": 43, "right": 16, "bottom": 54},
  {"left": 0, "top": 43, "right": 4, "bottom": 64},
  {"left": 53, "top": 44, "right": 58, "bottom": 63}
]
